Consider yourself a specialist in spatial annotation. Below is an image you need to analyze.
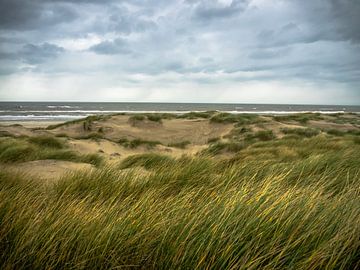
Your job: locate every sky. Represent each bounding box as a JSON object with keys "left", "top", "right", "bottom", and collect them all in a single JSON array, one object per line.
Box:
[{"left": 0, "top": 0, "right": 359, "bottom": 105}]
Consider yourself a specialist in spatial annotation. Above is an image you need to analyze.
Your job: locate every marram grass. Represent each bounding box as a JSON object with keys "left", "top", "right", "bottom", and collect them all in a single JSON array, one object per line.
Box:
[{"left": 0, "top": 135, "right": 360, "bottom": 269}]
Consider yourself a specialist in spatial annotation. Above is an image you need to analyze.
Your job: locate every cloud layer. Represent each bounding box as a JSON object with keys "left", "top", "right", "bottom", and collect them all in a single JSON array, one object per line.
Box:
[{"left": 0, "top": 0, "right": 359, "bottom": 104}]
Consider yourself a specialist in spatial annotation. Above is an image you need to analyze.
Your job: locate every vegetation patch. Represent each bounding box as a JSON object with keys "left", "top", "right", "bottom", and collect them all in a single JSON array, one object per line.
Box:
[
  {"left": 46, "top": 115, "right": 111, "bottom": 130},
  {"left": 119, "top": 153, "right": 174, "bottom": 170},
  {"left": 76, "top": 132, "right": 104, "bottom": 141},
  {"left": 177, "top": 111, "right": 216, "bottom": 119},
  {"left": 326, "top": 129, "right": 346, "bottom": 136},
  {"left": 118, "top": 137, "right": 162, "bottom": 149},
  {"left": 210, "top": 113, "right": 261, "bottom": 124},
  {"left": 0, "top": 130, "right": 15, "bottom": 137},
  {"left": 168, "top": 140, "right": 191, "bottom": 149},
  {"left": 273, "top": 113, "right": 323, "bottom": 124},
  {"left": 147, "top": 114, "right": 163, "bottom": 123},
  {"left": 207, "top": 137, "right": 220, "bottom": 143},
  {"left": 28, "top": 136, "right": 65, "bottom": 149},
  {"left": 0, "top": 137, "right": 103, "bottom": 166},
  {"left": 281, "top": 127, "right": 320, "bottom": 138},
  {"left": 128, "top": 115, "right": 145, "bottom": 126},
  {"left": 246, "top": 130, "right": 276, "bottom": 141},
  {"left": 1, "top": 141, "right": 359, "bottom": 269},
  {"left": 204, "top": 141, "right": 247, "bottom": 155}
]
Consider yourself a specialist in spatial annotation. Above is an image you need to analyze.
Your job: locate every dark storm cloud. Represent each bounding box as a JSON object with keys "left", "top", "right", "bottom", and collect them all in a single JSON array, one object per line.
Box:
[
  {"left": 0, "top": 0, "right": 78, "bottom": 30},
  {"left": 329, "top": 0, "right": 360, "bottom": 42},
  {"left": 292, "top": 0, "right": 360, "bottom": 43}
]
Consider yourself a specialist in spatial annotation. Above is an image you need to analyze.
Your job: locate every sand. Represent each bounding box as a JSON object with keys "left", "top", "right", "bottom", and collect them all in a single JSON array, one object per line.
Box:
[{"left": 1, "top": 113, "right": 359, "bottom": 180}]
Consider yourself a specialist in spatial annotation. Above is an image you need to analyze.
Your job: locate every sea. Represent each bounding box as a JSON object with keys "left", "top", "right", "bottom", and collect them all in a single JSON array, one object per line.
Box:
[{"left": 0, "top": 102, "right": 359, "bottom": 122}]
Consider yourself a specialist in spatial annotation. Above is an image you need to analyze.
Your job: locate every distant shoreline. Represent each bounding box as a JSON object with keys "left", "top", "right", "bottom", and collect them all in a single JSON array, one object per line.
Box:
[{"left": 1, "top": 102, "right": 359, "bottom": 122}]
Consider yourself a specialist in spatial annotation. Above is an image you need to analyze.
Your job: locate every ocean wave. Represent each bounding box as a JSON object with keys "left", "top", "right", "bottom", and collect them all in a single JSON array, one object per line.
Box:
[
  {"left": 47, "top": 105, "right": 80, "bottom": 109},
  {"left": 0, "top": 115, "right": 87, "bottom": 121},
  {"left": 0, "top": 110, "right": 357, "bottom": 114}
]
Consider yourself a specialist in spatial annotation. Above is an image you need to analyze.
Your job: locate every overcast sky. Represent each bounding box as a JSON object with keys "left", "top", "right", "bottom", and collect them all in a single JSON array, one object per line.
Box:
[{"left": 0, "top": 0, "right": 359, "bottom": 104}]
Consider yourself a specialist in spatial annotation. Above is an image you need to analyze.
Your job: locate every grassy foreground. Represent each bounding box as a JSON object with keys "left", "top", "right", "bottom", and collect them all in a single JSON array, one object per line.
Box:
[{"left": 0, "top": 132, "right": 360, "bottom": 269}]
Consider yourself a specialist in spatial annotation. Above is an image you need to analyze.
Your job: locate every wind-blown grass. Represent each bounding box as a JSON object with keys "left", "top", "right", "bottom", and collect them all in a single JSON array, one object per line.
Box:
[
  {"left": 118, "top": 138, "right": 162, "bottom": 149},
  {"left": 273, "top": 113, "right": 323, "bottom": 124},
  {"left": 1, "top": 115, "right": 360, "bottom": 269},
  {"left": 46, "top": 115, "right": 111, "bottom": 130},
  {"left": 177, "top": 111, "right": 216, "bottom": 119},
  {"left": 0, "top": 137, "right": 103, "bottom": 166},
  {"left": 0, "top": 139, "right": 359, "bottom": 269},
  {"left": 119, "top": 153, "right": 175, "bottom": 170},
  {"left": 28, "top": 136, "right": 65, "bottom": 149},
  {"left": 210, "top": 113, "right": 261, "bottom": 124},
  {"left": 168, "top": 140, "right": 191, "bottom": 149},
  {"left": 281, "top": 127, "right": 320, "bottom": 137},
  {"left": 204, "top": 141, "right": 247, "bottom": 155}
]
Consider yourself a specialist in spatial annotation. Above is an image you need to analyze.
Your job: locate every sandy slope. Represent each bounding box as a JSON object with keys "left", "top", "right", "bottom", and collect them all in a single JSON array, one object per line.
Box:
[{"left": 1, "top": 113, "right": 359, "bottom": 180}]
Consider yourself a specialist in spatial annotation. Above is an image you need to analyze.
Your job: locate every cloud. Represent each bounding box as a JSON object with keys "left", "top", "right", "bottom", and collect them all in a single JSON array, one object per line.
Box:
[
  {"left": 0, "top": 0, "right": 359, "bottom": 104},
  {"left": 192, "top": 0, "right": 249, "bottom": 20},
  {"left": 20, "top": 43, "right": 65, "bottom": 64},
  {"left": 292, "top": 0, "right": 360, "bottom": 43},
  {"left": 0, "top": 0, "right": 78, "bottom": 31},
  {"left": 89, "top": 38, "right": 131, "bottom": 55}
]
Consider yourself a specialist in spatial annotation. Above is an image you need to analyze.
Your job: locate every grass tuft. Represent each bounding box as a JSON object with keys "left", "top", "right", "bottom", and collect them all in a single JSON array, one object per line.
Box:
[
  {"left": 168, "top": 140, "right": 191, "bottom": 149},
  {"left": 28, "top": 136, "right": 65, "bottom": 149},
  {"left": 119, "top": 153, "right": 174, "bottom": 170},
  {"left": 118, "top": 138, "right": 162, "bottom": 149},
  {"left": 281, "top": 127, "right": 320, "bottom": 137},
  {"left": 210, "top": 113, "right": 260, "bottom": 124}
]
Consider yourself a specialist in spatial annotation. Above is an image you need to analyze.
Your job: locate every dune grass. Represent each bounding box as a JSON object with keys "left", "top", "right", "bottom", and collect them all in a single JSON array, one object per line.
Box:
[
  {"left": 210, "top": 113, "right": 262, "bottom": 124},
  {"left": 281, "top": 127, "right": 320, "bottom": 138},
  {"left": 0, "top": 135, "right": 359, "bottom": 269},
  {"left": 28, "top": 135, "right": 65, "bottom": 149},
  {"left": 147, "top": 114, "right": 163, "bottom": 123},
  {"left": 204, "top": 141, "right": 247, "bottom": 155},
  {"left": 128, "top": 113, "right": 175, "bottom": 125},
  {"left": 119, "top": 153, "right": 175, "bottom": 170},
  {"left": 168, "top": 140, "right": 191, "bottom": 149},
  {"left": 46, "top": 115, "right": 111, "bottom": 130},
  {"left": 0, "top": 137, "right": 103, "bottom": 166},
  {"left": 177, "top": 111, "right": 216, "bottom": 119},
  {"left": 1, "top": 113, "right": 360, "bottom": 269},
  {"left": 128, "top": 114, "right": 146, "bottom": 125},
  {"left": 245, "top": 130, "right": 276, "bottom": 141},
  {"left": 273, "top": 113, "right": 323, "bottom": 124},
  {"left": 118, "top": 137, "right": 162, "bottom": 149},
  {"left": 76, "top": 132, "right": 105, "bottom": 141}
]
